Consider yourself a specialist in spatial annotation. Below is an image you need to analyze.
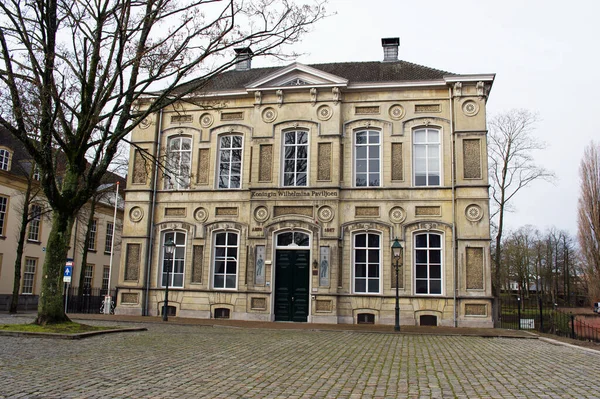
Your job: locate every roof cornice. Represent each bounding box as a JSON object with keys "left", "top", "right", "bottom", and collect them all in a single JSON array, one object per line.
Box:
[{"left": 443, "top": 74, "right": 495, "bottom": 83}]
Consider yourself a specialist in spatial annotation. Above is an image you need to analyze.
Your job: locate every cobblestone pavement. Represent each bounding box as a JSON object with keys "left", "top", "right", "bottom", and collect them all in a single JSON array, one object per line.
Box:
[{"left": 0, "top": 315, "right": 599, "bottom": 398}]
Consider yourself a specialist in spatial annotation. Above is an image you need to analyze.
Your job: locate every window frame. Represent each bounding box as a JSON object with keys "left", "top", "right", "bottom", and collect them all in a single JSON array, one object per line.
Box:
[
  {"left": 413, "top": 127, "right": 442, "bottom": 187},
  {"left": 0, "top": 148, "right": 11, "bottom": 171},
  {"left": 102, "top": 266, "right": 110, "bottom": 294},
  {"left": 281, "top": 128, "right": 309, "bottom": 187},
  {"left": 88, "top": 219, "right": 97, "bottom": 251},
  {"left": 27, "top": 204, "right": 42, "bottom": 242},
  {"left": 22, "top": 258, "right": 37, "bottom": 294},
  {"left": 160, "top": 230, "right": 186, "bottom": 289},
  {"left": 212, "top": 230, "right": 239, "bottom": 290},
  {"left": 104, "top": 221, "right": 114, "bottom": 254},
  {"left": 216, "top": 134, "right": 244, "bottom": 189},
  {"left": 0, "top": 195, "right": 8, "bottom": 237},
  {"left": 413, "top": 232, "right": 443, "bottom": 296},
  {"left": 164, "top": 135, "right": 192, "bottom": 190},
  {"left": 352, "top": 231, "right": 382, "bottom": 294},
  {"left": 84, "top": 264, "right": 94, "bottom": 288},
  {"left": 353, "top": 129, "right": 382, "bottom": 188}
]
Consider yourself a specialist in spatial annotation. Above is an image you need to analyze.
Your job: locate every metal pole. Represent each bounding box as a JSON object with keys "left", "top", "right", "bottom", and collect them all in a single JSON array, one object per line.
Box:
[
  {"left": 105, "top": 182, "right": 119, "bottom": 312},
  {"left": 517, "top": 296, "right": 521, "bottom": 330},
  {"left": 538, "top": 296, "right": 544, "bottom": 333},
  {"left": 163, "top": 256, "right": 171, "bottom": 321},
  {"left": 570, "top": 313, "right": 576, "bottom": 339},
  {"left": 394, "top": 260, "right": 400, "bottom": 332},
  {"left": 64, "top": 282, "right": 69, "bottom": 313}
]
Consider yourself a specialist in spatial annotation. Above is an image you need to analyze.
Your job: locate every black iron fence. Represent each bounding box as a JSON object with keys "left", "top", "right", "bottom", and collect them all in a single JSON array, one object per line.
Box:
[
  {"left": 63, "top": 285, "right": 116, "bottom": 314},
  {"left": 499, "top": 296, "right": 600, "bottom": 343}
]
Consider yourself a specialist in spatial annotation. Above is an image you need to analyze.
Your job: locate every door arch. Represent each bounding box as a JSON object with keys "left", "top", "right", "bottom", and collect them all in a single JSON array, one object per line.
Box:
[{"left": 273, "top": 230, "right": 311, "bottom": 322}]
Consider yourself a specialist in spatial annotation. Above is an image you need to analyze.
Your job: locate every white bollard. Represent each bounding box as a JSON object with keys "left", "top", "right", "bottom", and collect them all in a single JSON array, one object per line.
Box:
[{"left": 103, "top": 295, "right": 112, "bottom": 315}]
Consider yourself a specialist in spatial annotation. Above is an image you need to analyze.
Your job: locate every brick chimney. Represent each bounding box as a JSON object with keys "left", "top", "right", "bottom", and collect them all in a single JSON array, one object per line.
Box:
[
  {"left": 381, "top": 38, "right": 399, "bottom": 62},
  {"left": 234, "top": 47, "right": 253, "bottom": 71}
]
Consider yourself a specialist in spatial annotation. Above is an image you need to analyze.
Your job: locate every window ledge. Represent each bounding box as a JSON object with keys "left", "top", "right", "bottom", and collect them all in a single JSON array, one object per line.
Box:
[{"left": 26, "top": 239, "right": 41, "bottom": 245}]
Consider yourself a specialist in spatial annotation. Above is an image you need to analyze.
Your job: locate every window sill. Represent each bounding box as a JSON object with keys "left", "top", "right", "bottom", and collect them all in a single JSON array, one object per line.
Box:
[
  {"left": 352, "top": 292, "right": 382, "bottom": 296},
  {"left": 87, "top": 249, "right": 97, "bottom": 253},
  {"left": 27, "top": 239, "right": 41, "bottom": 245},
  {"left": 104, "top": 251, "right": 112, "bottom": 255}
]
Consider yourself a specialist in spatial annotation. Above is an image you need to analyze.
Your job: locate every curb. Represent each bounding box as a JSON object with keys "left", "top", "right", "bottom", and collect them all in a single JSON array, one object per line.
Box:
[
  {"left": 0, "top": 327, "right": 147, "bottom": 340},
  {"left": 537, "top": 337, "right": 600, "bottom": 355}
]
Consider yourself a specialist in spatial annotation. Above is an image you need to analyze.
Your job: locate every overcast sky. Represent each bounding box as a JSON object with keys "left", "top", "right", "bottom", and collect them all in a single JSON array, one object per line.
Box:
[{"left": 264, "top": 0, "right": 599, "bottom": 236}]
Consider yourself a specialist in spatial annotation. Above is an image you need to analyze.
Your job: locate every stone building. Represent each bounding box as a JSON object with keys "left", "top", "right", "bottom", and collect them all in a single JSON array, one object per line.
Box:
[
  {"left": 0, "top": 129, "right": 123, "bottom": 310},
  {"left": 116, "top": 38, "right": 495, "bottom": 327}
]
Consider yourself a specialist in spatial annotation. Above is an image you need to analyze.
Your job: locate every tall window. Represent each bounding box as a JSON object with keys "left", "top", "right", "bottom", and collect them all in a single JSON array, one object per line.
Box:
[
  {"left": 162, "top": 231, "right": 186, "bottom": 288},
  {"left": 102, "top": 266, "right": 110, "bottom": 294},
  {"left": 105, "top": 222, "right": 114, "bottom": 253},
  {"left": 413, "top": 128, "right": 441, "bottom": 186},
  {"left": 282, "top": 130, "right": 308, "bottom": 186},
  {"left": 0, "top": 149, "right": 10, "bottom": 171},
  {"left": 27, "top": 204, "right": 42, "bottom": 241},
  {"left": 414, "top": 233, "right": 442, "bottom": 295},
  {"left": 217, "top": 135, "right": 243, "bottom": 189},
  {"left": 353, "top": 233, "right": 381, "bottom": 293},
  {"left": 84, "top": 264, "right": 94, "bottom": 287},
  {"left": 22, "top": 258, "right": 37, "bottom": 294},
  {"left": 88, "top": 219, "right": 97, "bottom": 250},
  {"left": 213, "top": 232, "right": 238, "bottom": 289},
  {"left": 0, "top": 196, "right": 7, "bottom": 236},
  {"left": 165, "top": 136, "right": 192, "bottom": 190},
  {"left": 354, "top": 130, "right": 380, "bottom": 187}
]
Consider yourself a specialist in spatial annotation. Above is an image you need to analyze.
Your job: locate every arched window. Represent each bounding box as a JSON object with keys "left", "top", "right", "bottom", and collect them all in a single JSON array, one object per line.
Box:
[
  {"left": 414, "top": 232, "right": 442, "bottom": 294},
  {"left": 217, "top": 135, "right": 243, "bottom": 189},
  {"left": 413, "top": 128, "right": 441, "bottom": 186},
  {"left": 354, "top": 130, "right": 380, "bottom": 187},
  {"left": 164, "top": 136, "right": 192, "bottom": 190},
  {"left": 276, "top": 231, "right": 310, "bottom": 247},
  {"left": 353, "top": 232, "right": 381, "bottom": 293},
  {"left": 161, "top": 231, "right": 186, "bottom": 288},
  {"left": 282, "top": 129, "right": 308, "bottom": 187},
  {"left": 213, "top": 231, "right": 239, "bottom": 289}
]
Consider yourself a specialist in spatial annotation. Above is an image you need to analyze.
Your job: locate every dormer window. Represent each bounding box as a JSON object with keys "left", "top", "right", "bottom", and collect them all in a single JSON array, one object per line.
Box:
[{"left": 0, "top": 149, "right": 10, "bottom": 171}]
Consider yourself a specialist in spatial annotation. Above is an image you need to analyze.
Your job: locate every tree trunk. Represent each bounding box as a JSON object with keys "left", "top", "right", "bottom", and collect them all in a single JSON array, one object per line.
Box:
[
  {"left": 10, "top": 182, "right": 32, "bottom": 313},
  {"left": 34, "top": 211, "right": 74, "bottom": 325},
  {"left": 78, "top": 200, "right": 96, "bottom": 298}
]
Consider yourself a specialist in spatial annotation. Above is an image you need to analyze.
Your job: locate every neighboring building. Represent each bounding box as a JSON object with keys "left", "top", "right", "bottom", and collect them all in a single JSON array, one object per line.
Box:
[
  {"left": 116, "top": 38, "right": 495, "bottom": 327},
  {"left": 0, "top": 129, "right": 123, "bottom": 310}
]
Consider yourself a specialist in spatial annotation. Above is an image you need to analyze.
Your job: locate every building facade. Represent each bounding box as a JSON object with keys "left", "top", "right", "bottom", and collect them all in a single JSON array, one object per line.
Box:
[
  {"left": 116, "top": 39, "right": 495, "bottom": 327},
  {"left": 0, "top": 129, "right": 123, "bottom": 310}
]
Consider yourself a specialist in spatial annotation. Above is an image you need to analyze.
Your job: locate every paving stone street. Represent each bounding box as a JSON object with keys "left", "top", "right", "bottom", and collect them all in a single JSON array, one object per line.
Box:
[{"left": 0, "top": 315, "right": 599, "bottom": 398}]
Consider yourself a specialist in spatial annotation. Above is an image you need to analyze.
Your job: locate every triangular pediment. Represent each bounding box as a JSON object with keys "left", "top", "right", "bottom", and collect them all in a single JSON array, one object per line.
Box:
[{"left": 246, "top": 62, "right": 348, "bottom": 90}]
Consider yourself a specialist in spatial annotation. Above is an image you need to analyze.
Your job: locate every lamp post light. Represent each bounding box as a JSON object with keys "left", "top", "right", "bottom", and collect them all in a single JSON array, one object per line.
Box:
[
  {"left": 391, "top": 237, "right": 403, "bottom": 332},
  {"left": 162, "top": 237, "right": 176, "bottom": 322}
]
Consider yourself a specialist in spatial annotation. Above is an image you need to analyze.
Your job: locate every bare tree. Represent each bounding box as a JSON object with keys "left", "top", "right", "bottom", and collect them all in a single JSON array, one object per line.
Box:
[
  {"left": 9, "top": 160, "right": 48, "bottom": 313},
  {"left": 488, "top": 109, "right": 555, "bottom": 299},
  {"left": 578, "top": 141, "right": 600, "bottom": 304},
  {"left": 0, "top": 0, "right": 327, "bottom": 324}
]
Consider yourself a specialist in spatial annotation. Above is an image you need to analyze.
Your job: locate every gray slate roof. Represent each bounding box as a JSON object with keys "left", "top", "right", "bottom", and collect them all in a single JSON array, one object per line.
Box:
[{"left": 180, "top": 60, "right": 455, "bottom": 94}]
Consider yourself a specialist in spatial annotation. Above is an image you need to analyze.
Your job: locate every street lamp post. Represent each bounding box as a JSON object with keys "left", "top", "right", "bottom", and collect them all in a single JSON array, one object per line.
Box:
[
  {"left": 162, "top": 237, "right": 176, "bottom": 322},
  {"left": 392, "top": 238, "right": 403, "bottom": 332}
]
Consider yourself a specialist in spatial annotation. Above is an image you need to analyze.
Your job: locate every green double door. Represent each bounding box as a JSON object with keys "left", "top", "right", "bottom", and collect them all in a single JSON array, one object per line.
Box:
[{"left": 274, "top": 250, "right": 310, "bottom": 322}]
